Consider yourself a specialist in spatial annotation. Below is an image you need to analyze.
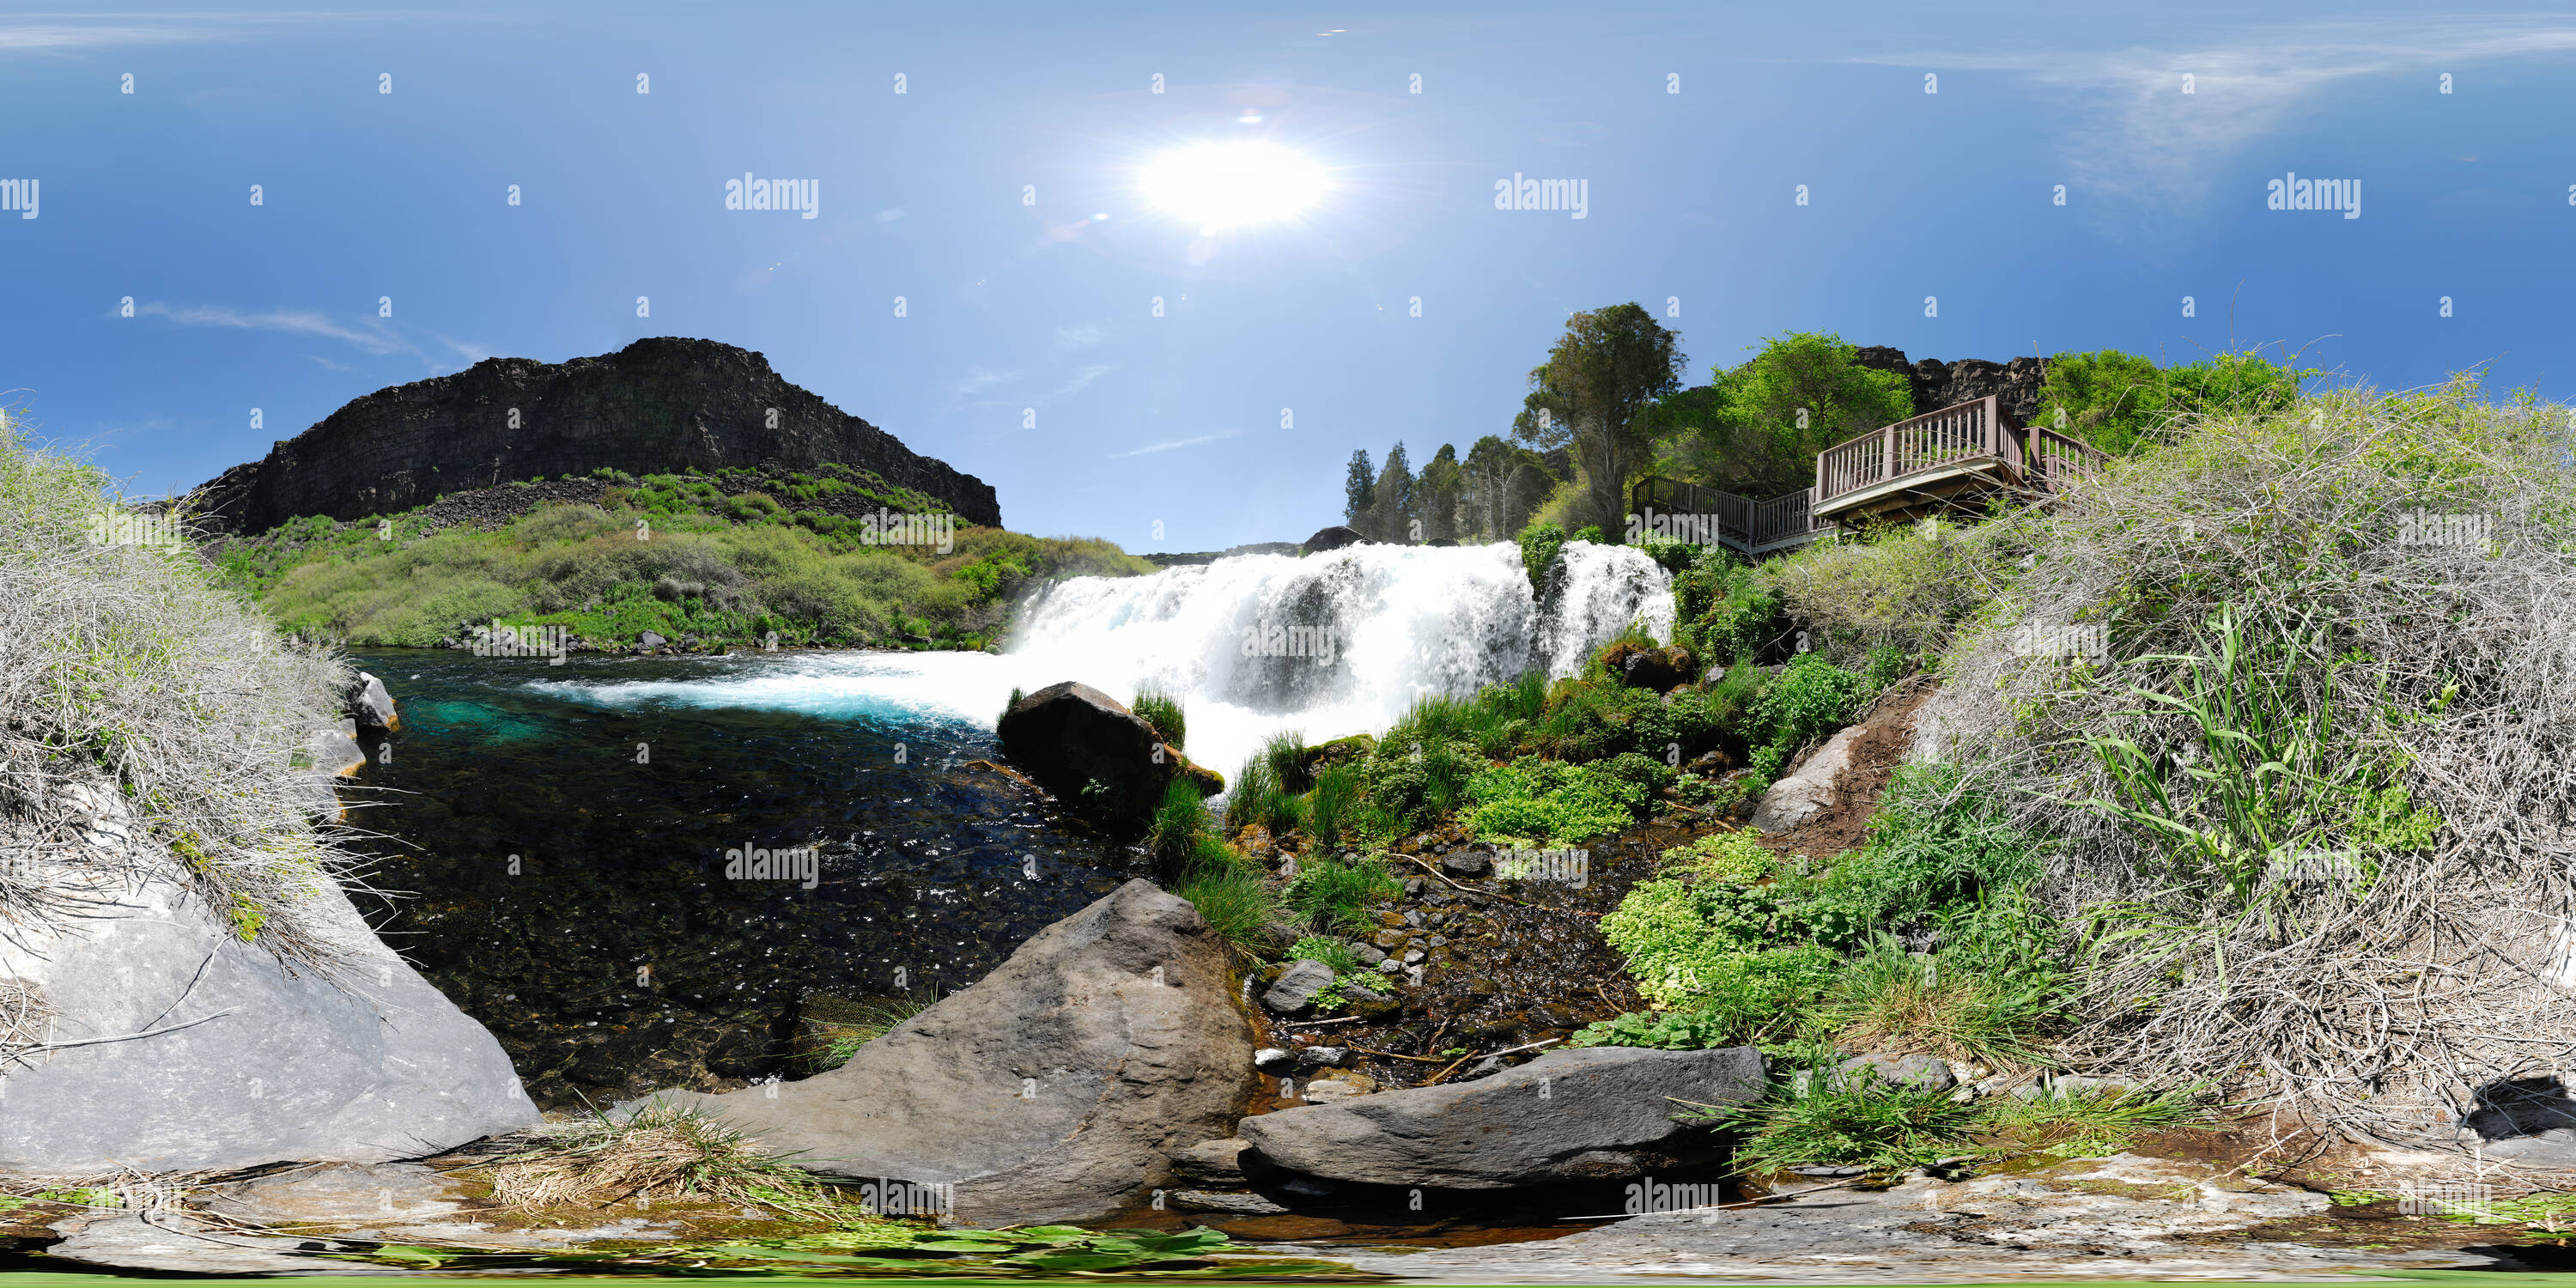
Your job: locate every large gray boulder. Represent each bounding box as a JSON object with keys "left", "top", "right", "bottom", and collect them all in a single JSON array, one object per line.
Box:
[
  {"left": 345, "top": 671, "right": 400, "bottom": 732},
  {"left": 1236, "top": 1045, "right": 1765, "bottom": 1188},
  {"left": 997, "top": 682, "right": 1218, "bottom": 824},
  {"left": 632, "top": 879, "right": 1258, "bottom": 1225},
  {"left": 1301, "top": 526, "right": 1366, "bottom": 555},
  {"left": 1751, "top": 723, "right": 1865, "bottom": 833},
  {"left": 0, "top": 863, "right": 538, "bottom": 1173}
]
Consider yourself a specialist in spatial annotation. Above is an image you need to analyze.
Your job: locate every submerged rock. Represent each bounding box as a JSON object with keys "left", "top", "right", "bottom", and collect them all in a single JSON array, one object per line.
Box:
[
  {"left": 628, "top": 880, "right": 1257, "bottom": 1225},
  {"left": 1236, "top": 1045, "right": 1765, "bottom": 1188},
  {"left": 1262, "top": 960, "right": 1335, "bottom": 1016}
]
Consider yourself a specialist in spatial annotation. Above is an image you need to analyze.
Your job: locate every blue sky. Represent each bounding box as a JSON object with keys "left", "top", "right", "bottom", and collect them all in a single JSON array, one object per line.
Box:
[{"left": 7, "top": 3, "right": 2573, "bottom": 549}]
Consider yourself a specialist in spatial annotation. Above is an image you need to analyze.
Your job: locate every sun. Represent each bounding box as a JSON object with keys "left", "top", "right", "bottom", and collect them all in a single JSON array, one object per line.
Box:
[{"left": 1137, "top": 140, "right": 1329, "bottom": 234}]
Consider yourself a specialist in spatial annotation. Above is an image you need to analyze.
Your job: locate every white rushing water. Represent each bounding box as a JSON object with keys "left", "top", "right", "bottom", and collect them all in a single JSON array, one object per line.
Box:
[{"left": 529, "top": 541, "right": 1673, "bottom": 785}]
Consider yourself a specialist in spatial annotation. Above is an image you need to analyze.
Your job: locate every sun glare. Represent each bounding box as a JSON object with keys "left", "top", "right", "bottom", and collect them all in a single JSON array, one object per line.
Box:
[{"left": 1137, "top": 140, "right": 1328, "bottom": 234}]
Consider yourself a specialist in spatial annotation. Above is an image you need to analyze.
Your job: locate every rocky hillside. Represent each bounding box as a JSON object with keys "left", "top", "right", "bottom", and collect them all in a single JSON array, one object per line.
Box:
[
  {"left": 194, "top": 337, "right": 1000, "bottom": 535},
  {"left": 1854, "top": 346, "right": 2048, "bottom": 422}
]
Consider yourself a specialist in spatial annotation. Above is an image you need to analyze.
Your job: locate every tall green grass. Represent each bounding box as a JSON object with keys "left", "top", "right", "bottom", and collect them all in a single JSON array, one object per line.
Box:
[{"left": 1131, "top": 685, "right": 1186, "bottom": 750}]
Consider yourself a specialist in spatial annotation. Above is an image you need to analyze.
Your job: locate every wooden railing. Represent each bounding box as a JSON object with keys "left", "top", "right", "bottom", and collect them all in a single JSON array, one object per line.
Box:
[
  {"left": 1631, "top": 398, "right": 2103, "bottom": 556},
  {"left": 1816, "top": 395, "right": 2010, "bottom": 507},
  {"left": 1628, "top": 477, "right": 1828, "bottom": 553},
  {"left": 2020, "top": 425, "right": 2095, "bottom": 493}
]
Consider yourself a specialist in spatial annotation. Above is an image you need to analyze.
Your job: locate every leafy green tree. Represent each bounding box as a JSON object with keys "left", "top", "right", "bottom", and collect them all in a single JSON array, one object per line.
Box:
[
  {"left": 1512, "top": 304, "right": 1686, "bottom": 538},
  {"left": 1668, "top": 332, "right": 1914, "bottom": 497},
  {"left": 1342, "top": 449, "right": 1376, "bottom": 531},
  {"left": 2033, "top": 348, "right": 2312, "bottom": 454}
]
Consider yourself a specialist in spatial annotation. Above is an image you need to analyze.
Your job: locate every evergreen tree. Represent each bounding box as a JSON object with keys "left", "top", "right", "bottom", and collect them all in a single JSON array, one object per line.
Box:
[
  {"left": 1342, "top": 449, "right": 1376, "bottom": 531},
  {"left": 1370, "top": 442, "right": 1415, "bottom": 542}
]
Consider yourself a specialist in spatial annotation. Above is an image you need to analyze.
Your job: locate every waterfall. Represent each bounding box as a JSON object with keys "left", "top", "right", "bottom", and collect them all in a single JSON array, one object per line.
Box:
[
  {"left": 1004, "top": 540, "right": 1671, "bottom": 780},
  {"left": 518, "top": 541, "right": 1673, "bottom": 793}
]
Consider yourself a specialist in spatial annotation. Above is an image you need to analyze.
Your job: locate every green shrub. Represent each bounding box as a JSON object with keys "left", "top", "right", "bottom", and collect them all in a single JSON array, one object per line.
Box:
[
  {"left": 1358, "top": 734, "right": 1482, "bottom": 831},
  {"left": 1750, "top": 651, "right": 1865, "bottom": 755},
  {"left": 1305, "top": 762, "right": 1364, "bottom": 850},
  {"left": 1172, "top": 858, "right": 1285, "bottom": 956},
  {"left": 1262, "top": 730, "right": 1312, "bottom": 794},
  {"left": 1461, "top": 756, "right": 1645, "bottom": 845},
  {"left": 1569, "top": 1009, "right": 1745, "bottom": 1050},
  {"left": 1795, "top": 762, "right": 2044, "bottom": 949},
  {"left": 1686, "top": 1071, "right": 1984, "bottom": 1176},
  {"left": 1516, "top": 521, "right": 1567, "bottom": 594},
  {"left": 1283, "top": 854, "right": 1403, "bottom": 933},
  {"left": 1674, "top": 558, "right": 1787, "bottom": 666},
  {"left": 1132, "top": 685, "right": 1186, "bottom": 750},
  {"left": 1571, "top": 524, "right": 1605, "bottom": 544},
  {"left": 1144, "top": 779, "right": 1214, "bottom": 875},
  {"left": 1601, "top": 750, "right": 1674, "bottom": 798},
  {"left": 1763, "top": 521, "right": 2008, "bottom": 662},
  {"left": 1821, "top": 934, "right": 2057, "bottom": 1066}
]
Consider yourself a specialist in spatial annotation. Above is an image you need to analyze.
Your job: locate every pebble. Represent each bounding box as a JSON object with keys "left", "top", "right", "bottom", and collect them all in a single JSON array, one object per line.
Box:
[{"left": 1253, "top": 1048, "right": 1297, "bottom": 1073}]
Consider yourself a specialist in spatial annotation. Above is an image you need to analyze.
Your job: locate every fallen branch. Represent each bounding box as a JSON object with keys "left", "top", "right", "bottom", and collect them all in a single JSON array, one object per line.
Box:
[
  {"left": 1395, "top": 854, "right": 1552, "bottom": 910},
  {"left": 1418, "top": 1036, "right": 1562, "bottom": 1087}
]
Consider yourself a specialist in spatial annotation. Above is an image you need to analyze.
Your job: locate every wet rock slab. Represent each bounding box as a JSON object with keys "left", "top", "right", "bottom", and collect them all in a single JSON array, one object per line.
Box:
[
  {"left": 1293, "top": 1152, "right": 2499, "bottom": 1282},
  {"left": 1238, "top": 1045, "right": 1765, "bottom": 1188}
]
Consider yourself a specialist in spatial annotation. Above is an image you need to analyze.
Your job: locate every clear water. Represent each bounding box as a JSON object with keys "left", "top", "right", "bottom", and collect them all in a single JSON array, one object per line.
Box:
[{"left": 347, "top": 543, "right": 1671, "bottom": 1105}]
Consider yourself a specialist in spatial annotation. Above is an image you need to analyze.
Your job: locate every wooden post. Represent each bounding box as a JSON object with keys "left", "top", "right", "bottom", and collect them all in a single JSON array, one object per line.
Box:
[{"left": 1880, "top": 422, "right": 1894, "bottom": 486}]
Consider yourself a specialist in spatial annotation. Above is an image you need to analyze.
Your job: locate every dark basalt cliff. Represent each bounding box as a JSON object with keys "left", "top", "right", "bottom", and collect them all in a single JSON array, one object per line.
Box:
[
  {"left": 194, "top": 337, "right": 1000, "bottom": 534},
  {"left": 1854, "top": 346, "right": 2049, "bottom": 424}
]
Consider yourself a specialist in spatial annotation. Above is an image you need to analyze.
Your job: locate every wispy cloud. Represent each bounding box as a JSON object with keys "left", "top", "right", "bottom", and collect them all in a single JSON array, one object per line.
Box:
[
  {"left": 1047, "top": 364, "right": 1113, "bottom": 398},
  {"left": 951, "top": 366, "right": 1026, "bottom": 396},
  {"left": 1049, "top": 324, "right": 1103, "bottom": 358},
  {"left": 1110, "top": 429, "right": 1246, "bottom": 459},
  {"left": 136, "top": 301, "right": 410, "bottom": 355},
  {"left": 1850, "top": 19, "right": 2576, "bottom": 219},
  {"left": 0, "top": 11, "right": 459, "bottom": 53}
]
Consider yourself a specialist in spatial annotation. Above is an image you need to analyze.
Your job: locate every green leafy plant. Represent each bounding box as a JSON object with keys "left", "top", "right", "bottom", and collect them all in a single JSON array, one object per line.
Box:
[{"left": 1286, "top": 935, "right": 1362, "bottom": 973}]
